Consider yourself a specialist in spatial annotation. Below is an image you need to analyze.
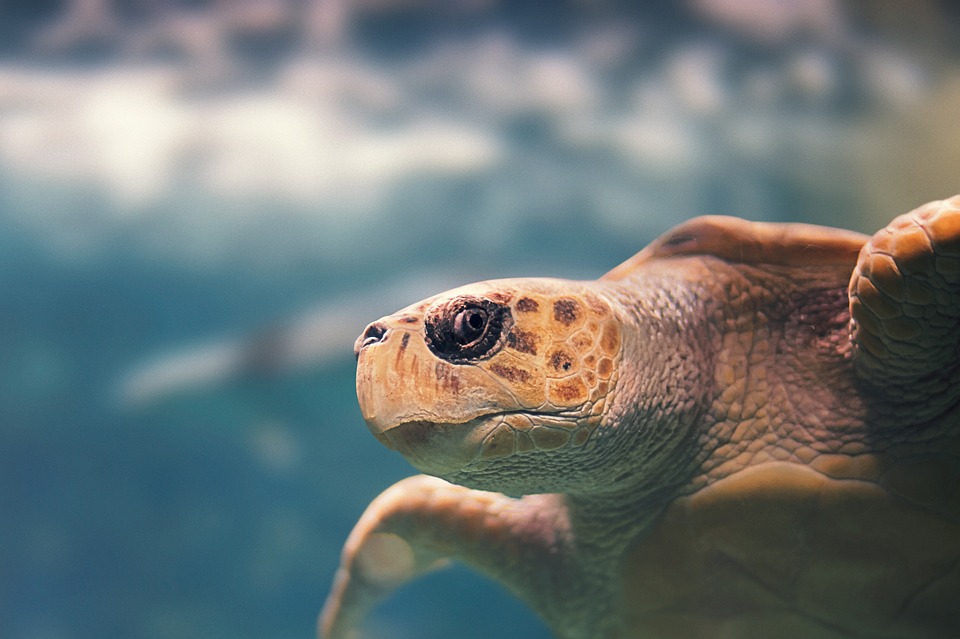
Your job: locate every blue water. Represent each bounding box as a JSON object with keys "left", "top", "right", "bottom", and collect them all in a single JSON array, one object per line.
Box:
[
  {"left": 0, "top": 193, "right": 564, "bottom": 638},
  {"left": 1, "top": 2, "right": 958, "bottom": 638}
]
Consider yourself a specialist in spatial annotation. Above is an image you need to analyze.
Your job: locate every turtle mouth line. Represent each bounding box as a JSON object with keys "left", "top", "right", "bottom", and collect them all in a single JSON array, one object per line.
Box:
[
  {"left": 376, "top": 409, "right": 581, "bottom": 457},
  {"left": 380, "top": 406, "right": 587, "bottom": 442},
  {"left": 379, "top": 411, "right": 515, "bottom": 448}
]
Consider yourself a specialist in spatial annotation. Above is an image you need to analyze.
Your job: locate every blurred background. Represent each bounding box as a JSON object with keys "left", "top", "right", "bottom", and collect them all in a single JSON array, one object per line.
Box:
[{"left": 1, "top": 1, "right": 958, "bottom": 638}]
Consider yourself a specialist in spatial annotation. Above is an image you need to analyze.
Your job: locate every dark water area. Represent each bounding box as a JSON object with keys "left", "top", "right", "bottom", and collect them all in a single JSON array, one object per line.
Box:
[
  {"left": 1, "top": 1, "right": 959, "bottom": 638},
  {"left": 0, "top": 198, "right": 557, "bottom": 637}
]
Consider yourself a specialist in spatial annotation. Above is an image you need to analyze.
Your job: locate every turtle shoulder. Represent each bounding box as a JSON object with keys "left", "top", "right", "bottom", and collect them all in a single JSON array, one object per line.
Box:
[
  {"left": 602, "top": 215, "right": 869, "bottom": 281},
  {"left": 619, "top": 459, "right": 960, "bottom": 638}
]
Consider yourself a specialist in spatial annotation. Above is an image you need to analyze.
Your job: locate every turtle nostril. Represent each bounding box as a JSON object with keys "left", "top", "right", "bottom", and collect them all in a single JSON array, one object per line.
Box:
[
  {"left": 363, "top": 323, "right": 388, "bottom": 346},
  {"left": 355, "top": 322, "right": 388, "bottom": 359}
]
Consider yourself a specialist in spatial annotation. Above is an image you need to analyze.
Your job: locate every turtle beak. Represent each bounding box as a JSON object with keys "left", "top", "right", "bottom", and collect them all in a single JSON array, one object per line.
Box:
[
  {"left": 354, "top": 321, "right": 388, "bottom": 360},
  {"left": 355, "top": 317, "right": 445, "bottom": 437},
  {"left": 354, "top": 318, "right": 405, "bottom": 438}
]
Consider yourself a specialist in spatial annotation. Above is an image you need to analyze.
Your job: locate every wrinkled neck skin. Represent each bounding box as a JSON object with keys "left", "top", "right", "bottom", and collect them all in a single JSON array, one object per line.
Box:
[
  {"left": 562, "top": 254, "right": 868, "bottom": 522},
  {"left": 525, "top": 256, "right": 875, "bottom": 636},
  {"left": 520, "top": 268, "right": 719, "bottom": 637},
  {"left": 561, "top": 268, "right": 715, "bottom": 532}
]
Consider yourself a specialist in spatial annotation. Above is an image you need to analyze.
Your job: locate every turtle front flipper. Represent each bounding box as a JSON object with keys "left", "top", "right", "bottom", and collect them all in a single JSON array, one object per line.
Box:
[
  {"left": 319, "top": 475, "right": 571, "bottom": 639},
  {"left": 849, "top": 195, "right": 960, "bottom": 417}
]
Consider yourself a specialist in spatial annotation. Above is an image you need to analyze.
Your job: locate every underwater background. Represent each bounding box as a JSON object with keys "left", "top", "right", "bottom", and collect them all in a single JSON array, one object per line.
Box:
[{"left": 2, "top": 1, "right": 959, "bottom": 638}]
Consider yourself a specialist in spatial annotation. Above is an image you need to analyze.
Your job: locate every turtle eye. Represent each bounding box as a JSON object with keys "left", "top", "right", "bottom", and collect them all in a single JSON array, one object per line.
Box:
[
  {"left": 425, "top": 296, "right": 512, "bottom": 363},
  {"left": 453, "top": 307, "right": 488, "bottom": 345}
]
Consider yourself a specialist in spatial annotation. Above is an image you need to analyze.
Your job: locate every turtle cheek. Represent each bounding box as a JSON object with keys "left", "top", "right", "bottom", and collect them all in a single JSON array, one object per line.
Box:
[{"left": 480, "top": 357, "right": 546, "bottom": 409}]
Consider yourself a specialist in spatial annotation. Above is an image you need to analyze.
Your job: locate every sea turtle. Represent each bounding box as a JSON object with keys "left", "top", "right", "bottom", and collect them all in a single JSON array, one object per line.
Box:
[{"left": 320, "top": 196, "right": 960, "bottom": 639}]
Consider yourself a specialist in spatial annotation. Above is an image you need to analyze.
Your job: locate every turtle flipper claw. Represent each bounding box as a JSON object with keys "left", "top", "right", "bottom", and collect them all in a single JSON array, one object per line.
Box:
[{"left": 849, "top": 195, "right": 960, "bottom": 414}]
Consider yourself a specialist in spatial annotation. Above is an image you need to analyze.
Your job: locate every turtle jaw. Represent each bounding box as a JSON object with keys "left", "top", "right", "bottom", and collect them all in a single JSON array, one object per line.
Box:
[
  {"left": 374, "top": 414, "right": 510, "bottom": 477},
  {"left": 369, "top": 409, "right": 592, "bottom": 483}
]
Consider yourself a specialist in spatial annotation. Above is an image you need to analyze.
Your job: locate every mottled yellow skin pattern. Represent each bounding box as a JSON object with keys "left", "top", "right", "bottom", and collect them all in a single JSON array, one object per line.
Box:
[
  {"left": 321, "top": 196, "right": 960, "bottom": 639},
  {"left": 355, "top": 279, "right": 622, "bottom": 479}
]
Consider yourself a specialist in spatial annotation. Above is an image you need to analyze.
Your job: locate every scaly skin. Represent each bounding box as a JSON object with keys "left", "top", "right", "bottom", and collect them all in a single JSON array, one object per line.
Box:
[
  {"left": 321, "top": 196, "right": 960, "bottom": 639},
  {"left": 849, "top": 196, "right": 960, "bottom": 420}
]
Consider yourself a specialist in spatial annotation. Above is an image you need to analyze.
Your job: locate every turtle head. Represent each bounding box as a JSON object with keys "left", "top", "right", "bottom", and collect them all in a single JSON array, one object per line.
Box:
[{"left": 354, "top": 278, "right": 623, "bottom": 493}]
